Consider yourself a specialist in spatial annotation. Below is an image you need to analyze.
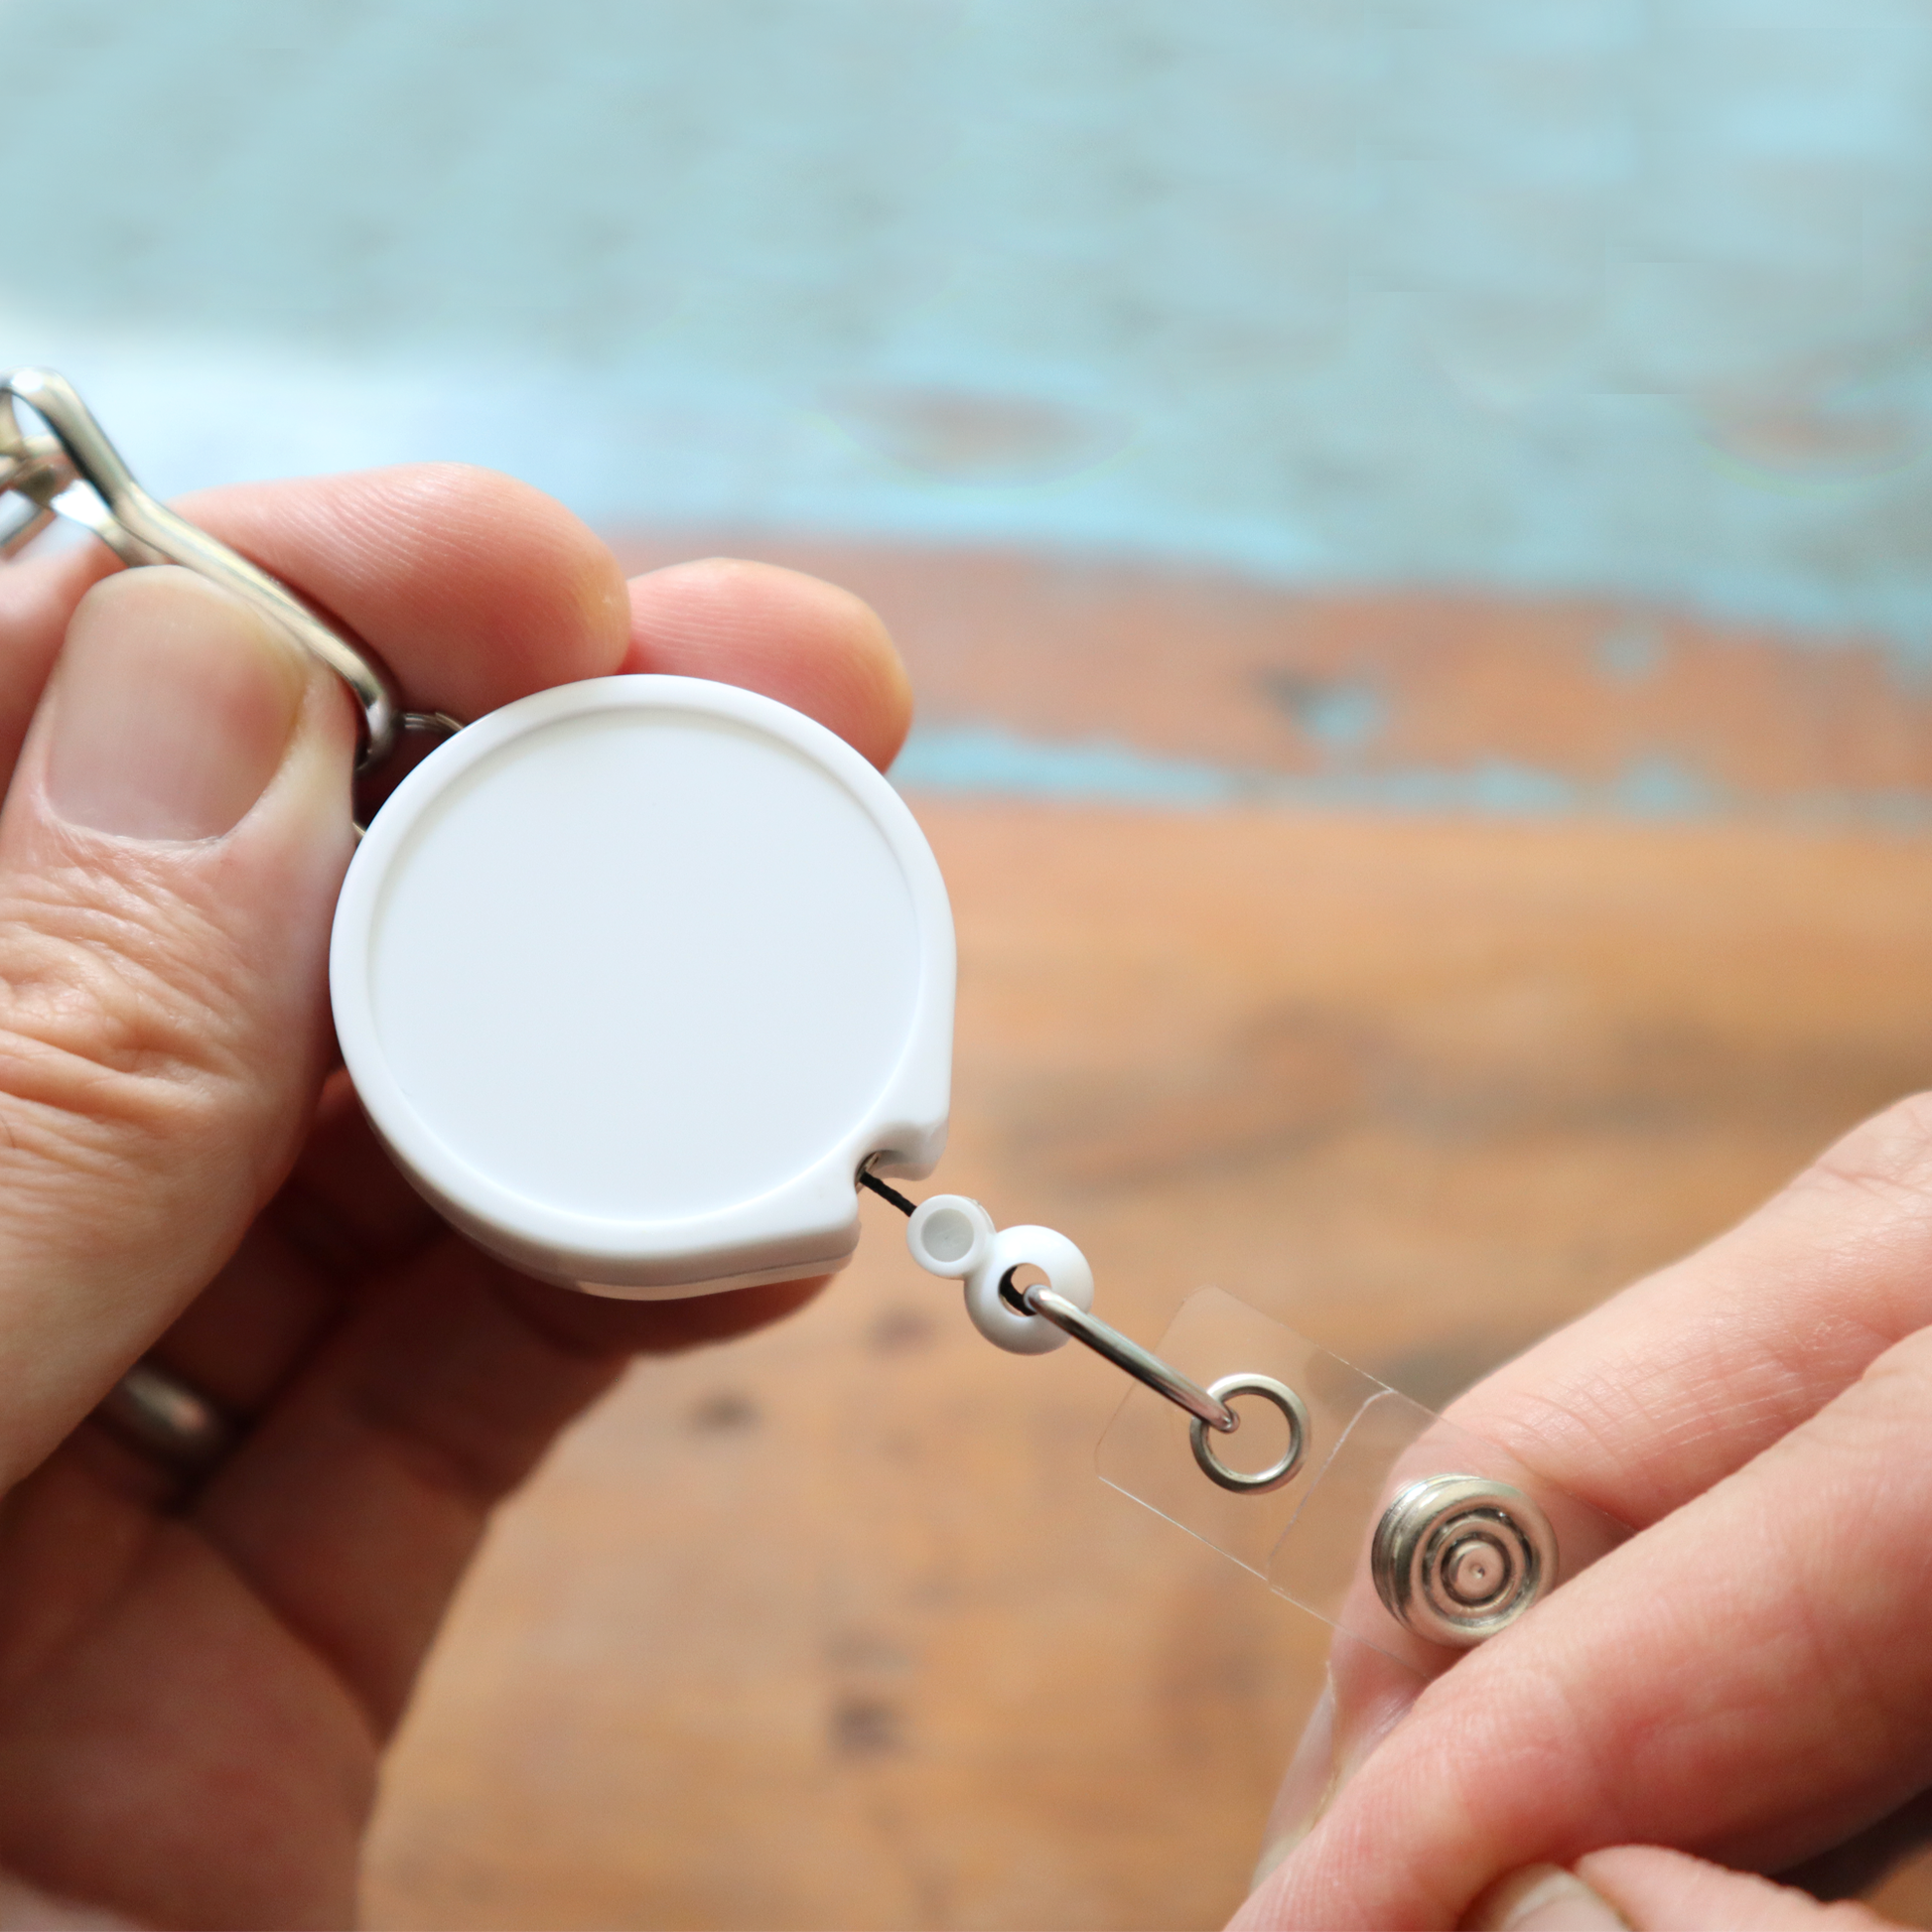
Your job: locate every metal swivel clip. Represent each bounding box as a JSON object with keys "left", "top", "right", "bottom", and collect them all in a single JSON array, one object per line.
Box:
[{"left": 1, "top": 367, "right": 404, "bottom": 767}]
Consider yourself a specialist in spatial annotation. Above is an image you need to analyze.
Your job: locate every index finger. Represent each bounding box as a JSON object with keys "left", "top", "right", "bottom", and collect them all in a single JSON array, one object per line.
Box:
[
  {"left": 1448, "top": 1092, "right": 1932, "bottom": 1530},
  {"left": 177, "top": 465, "right": 635, "bottom": 720},
  {"left": 1242, "top": 1093, "right": 1932, "bottom": 1924},
  {"left": 0, "top": 464, "right": 634, "bottom": 778}
]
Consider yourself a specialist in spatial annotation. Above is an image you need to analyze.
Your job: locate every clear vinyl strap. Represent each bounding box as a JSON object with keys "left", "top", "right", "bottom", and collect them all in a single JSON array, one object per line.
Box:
[
  {"left": 876, "top": 1180, "right": 1631, "bottom": 1672},
  {"left": 1095, "top": 1287, "right": 1630, "bottom": 1672}
]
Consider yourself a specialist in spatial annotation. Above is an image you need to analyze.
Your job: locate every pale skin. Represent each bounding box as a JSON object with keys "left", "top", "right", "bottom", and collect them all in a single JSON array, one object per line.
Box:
[
  {"left": 1235, "top": 1090, "right": 1932, "bottom": 1929},
  {"left": 0, "top": 467, "right": 908, "bottom": 1928},
  {"left": 3, "top": 466, "right": 1930, "bottom": 1932}
]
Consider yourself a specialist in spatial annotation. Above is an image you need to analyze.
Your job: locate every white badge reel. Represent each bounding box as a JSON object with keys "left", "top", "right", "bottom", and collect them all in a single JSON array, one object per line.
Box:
[
  {"left": 0, "top": 372, "right": 952, "bottom": 1302},
  {"left": 330, "top": 674, "right": 953, "bottom": 1296},
  {"left": 9, "top": 369, "right": 1630, "bottom": 1663}
]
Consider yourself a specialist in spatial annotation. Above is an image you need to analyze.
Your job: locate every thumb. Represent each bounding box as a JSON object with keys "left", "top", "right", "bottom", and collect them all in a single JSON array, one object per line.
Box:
[
  {"left": 0, "top": 564, "right": 353, "bottom": 1485},
  {"left": 1462, "top": 1853, "right": 1893, "bottom": 1931}
]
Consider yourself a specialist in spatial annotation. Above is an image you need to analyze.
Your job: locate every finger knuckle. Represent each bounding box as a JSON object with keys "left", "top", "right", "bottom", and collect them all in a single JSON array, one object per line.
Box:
[
  {"left": 1792, "top": 1089, "right": 1932, "bottom": 1213},
  {"left": 0, "top": 868, "right": 251, "bottom": 1159}
]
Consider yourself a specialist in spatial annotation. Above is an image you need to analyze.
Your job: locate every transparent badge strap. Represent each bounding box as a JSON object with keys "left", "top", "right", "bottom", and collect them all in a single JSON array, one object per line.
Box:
[
  {"left": 868, "top": 1175, "right": 1631, "bottom": 1675},
  {"left": 1094, "top": 1286, "right": 1629, "bottom": 1672}
]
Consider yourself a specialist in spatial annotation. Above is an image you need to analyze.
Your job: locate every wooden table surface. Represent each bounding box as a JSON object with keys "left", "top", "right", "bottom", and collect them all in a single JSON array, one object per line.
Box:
[{"left": 360, "top": 545, "right": 1932, "bottom": 1929}]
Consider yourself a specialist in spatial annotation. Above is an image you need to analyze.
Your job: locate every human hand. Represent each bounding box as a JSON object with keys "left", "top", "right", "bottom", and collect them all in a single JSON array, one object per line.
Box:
[
  {"left": 0, "top": 467, "right": 909, "bottom": 1930},
  {"left": 1232, "top": 1094, "right": 1932, "bottom": 1930}
]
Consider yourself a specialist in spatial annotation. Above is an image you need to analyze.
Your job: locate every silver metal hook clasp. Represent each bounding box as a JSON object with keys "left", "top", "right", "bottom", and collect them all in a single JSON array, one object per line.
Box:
[{"left": 0, "top": 368, "right": 401, "bottom": 768}]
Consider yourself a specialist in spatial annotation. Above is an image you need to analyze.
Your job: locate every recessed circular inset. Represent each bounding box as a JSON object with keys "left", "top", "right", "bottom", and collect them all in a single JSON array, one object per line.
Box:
[{"left": 331, "top": 676, "right": 954, "bottom": 1297}]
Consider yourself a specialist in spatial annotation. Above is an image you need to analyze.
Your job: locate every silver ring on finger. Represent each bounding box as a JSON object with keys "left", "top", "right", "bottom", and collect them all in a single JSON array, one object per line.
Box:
[{"left": 93, "top": 1359, "right": 237, "bottom": 1475}]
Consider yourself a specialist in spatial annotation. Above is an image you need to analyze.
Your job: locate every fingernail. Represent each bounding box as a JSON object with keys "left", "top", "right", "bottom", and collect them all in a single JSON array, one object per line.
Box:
[
  {"left": 1464, "top": 1865, "right": 1628, "bottom": 1931},
  {"left": 1252, "top": 1678, "right": 1337, "bottom": 1886},
  {"left": 45, "top": 567, "right": 307, "bottom": 840}
]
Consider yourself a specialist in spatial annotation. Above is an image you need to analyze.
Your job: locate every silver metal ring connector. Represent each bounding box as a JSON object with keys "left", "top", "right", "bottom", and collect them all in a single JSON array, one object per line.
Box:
[
  {"left": 1188, "top": 1373, "right": 1310, "bottom": 1493},
  {"left": 1371, "top": 1473, "right": 1557, "bottom": 1647},
  {"left": 349, "top": 710, "right": 465, "bottom": 837}
]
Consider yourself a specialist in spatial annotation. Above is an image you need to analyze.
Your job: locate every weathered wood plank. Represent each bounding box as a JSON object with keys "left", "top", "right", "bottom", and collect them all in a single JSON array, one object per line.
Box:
[{"left": 365, "top": 800, "right": 1932, "bottom": 1929}]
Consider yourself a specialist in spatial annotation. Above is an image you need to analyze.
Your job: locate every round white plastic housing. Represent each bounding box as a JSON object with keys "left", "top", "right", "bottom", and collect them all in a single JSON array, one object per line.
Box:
[{"left": 330, "top": 675, "right": 954, "bottom": 1298}]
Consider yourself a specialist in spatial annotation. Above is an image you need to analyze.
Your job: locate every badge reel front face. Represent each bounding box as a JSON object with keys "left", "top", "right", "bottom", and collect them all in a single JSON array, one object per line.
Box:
[{"left": 330, "top": 676, "right": 955, "bottom": 1297}]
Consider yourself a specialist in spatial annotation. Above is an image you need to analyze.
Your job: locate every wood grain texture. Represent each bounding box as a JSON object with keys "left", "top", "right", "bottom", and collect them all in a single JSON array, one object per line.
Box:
[
  {"left": 361, "top": 793, "right": 1932, "bottom": 1928},
  {"left": 614, "top": 537, "right": 1932, "bottom": 809}
]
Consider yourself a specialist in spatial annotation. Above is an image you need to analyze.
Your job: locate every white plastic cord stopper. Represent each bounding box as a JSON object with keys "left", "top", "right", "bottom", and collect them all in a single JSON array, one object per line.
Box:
[
  {"left": 904, "top": 1194, "right": 997, "bottom": 1279},
  {"left": 962, "top": 1225, "right": 1095, "bottom": 1355}
]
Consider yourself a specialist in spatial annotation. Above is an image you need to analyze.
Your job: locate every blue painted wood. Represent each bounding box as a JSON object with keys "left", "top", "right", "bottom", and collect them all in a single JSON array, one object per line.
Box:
[{"left": 9, "top": 0, "right": 1932, "bottom": 651}]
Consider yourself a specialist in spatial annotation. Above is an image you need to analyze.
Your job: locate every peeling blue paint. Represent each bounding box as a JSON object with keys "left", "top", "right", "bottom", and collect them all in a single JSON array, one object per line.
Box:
[
  {"left": 1594, "top": 623, "right": 1668, "bottom": 685},
  {"left": 1263, "top": 677, "right": 1389, "bottom": 753},
  {"left": 1607, "top": 757, "right": 1720, "bottom": 819},
  {"left": 893, "top": 724, "right": 1932, "bottom": 824},
  {"left": 888, "top": 726, "right": 1244, "bottom": 808}
]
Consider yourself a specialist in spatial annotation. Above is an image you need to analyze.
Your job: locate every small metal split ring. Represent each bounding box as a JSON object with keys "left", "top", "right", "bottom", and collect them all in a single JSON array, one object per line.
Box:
[
  {"left": 1188, "top": 1373, "right": 1310, "bottom": 1494},
  {"left": 350, "top": 710, "right": 467, "bottom": 837}
]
